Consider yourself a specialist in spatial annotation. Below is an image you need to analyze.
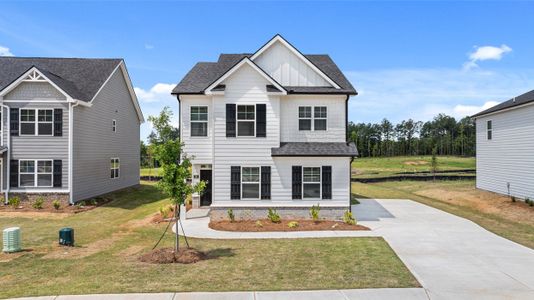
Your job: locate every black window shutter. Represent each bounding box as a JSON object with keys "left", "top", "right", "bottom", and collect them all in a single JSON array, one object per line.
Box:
[
  {"left": 292, "top": 166, "right": 302, "bottom": 199},
  {"left": 10, "top": 108, "right": 19, "bottom": 136},
  {"left": 256, "top": 104, "right": 266, "bottom": 138},
  {"left": 10, "top": 160, "right": 18, "bottom": 187},
  {"left": 54, "top": 109, "right": 63, "bottom": 136},
  {"left": 261, "top": 166, "right": 271, "bottom": 199},
  {"left": 322, "top": 166, "right": 332, "bottom": 199},
  {"left": 230, "top": 166, "right": 241, "bottom": 199},
  {"left": 226, "top": 104, "right": 236, "bottom": 137},
  {"left": 53, "top": 160, "right": 62, "bottom": 187}
]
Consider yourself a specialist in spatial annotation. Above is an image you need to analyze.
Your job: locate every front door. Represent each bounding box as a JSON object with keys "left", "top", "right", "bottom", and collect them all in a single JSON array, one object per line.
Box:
[{"left": 199, "top": 170, "right": 212, "bottom": 206}]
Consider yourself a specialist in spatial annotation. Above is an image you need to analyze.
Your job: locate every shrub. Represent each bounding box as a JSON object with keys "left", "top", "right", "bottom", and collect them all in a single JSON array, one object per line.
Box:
[
  {"left": 288, "top": 221, "right": 299, "bottom": 228},
  {"left": 32, "top": 197, "right": 44, "bottom": 209},
  {"left": 159, "top": 205, "right": 174, "bottom": 218},
  {"left": 309, "top": 204, "right": 320, "bottom": 222},
  {"left": 255, "top": 220, "right": 263, "bottom": 228},
  {"left": 227, "top": 208, "right": 235, "bottom": 222},
  {"left": 8, "top": 196, "right": 20, "bottom": 209},
  {"left": 75, "top": 202, "right": 83, "bottom": 209},
  {"left": 267, "top": 208, "right": 281, "bottom": 223},
  {"left": 530, "top": 201, "right": 534, "bottom": 207},
  {"left": 343, "top": 210, "right": 356, "bottom": 225},
  {"left": 89, "top": 199, "right": 98, "bottom": 206},
  {"left": 525, "top": 198, "right": 531, "bottom": 204},
  {"left": 511, "top": 196, "right": 516, "bottom": 202},
  {"left": 52, "top": 200, "right": 61, "bottom": 210}
]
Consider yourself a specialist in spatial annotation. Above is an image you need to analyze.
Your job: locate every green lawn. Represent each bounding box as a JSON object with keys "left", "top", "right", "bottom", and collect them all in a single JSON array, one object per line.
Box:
[
  {"left": 352, "top": 155, "right": 475, "bottom": 178},
  {"left": 140, "top": 167, "right": 162, "bottom": 177},
  {"left": 0, "top": 182, "right": 418, "bottom": 298}
]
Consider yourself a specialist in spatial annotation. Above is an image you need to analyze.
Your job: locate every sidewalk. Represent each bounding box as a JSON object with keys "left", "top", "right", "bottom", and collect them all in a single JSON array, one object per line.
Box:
[{"left": 12, "top": 288, "right": 429, "bottom": 300}]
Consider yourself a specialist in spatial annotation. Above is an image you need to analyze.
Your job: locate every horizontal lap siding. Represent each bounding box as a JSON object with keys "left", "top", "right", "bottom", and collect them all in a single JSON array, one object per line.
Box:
[
  {"left": 72, "top": 69, "right": 140, "bottom": 201},
  {"left": 476, "top": 104, "right": 534, "bottom": 199},
  {"left": 181, "top": 96, "right": 213, "bottom": 164}
]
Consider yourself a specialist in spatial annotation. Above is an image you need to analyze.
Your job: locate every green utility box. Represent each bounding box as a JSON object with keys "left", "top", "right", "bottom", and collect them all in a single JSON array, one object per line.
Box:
[{"left": 59, "top": 228, "right": 74, "bottom": 246}]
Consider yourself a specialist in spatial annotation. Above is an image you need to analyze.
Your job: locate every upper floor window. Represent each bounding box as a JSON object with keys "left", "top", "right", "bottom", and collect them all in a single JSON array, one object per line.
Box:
[
  {"left": 20, "top": 109, "right": 53, "bottom": 136},
  {"left": 112, "top": 119, "right": 117, "bottom": 132},
  {"left": 298, "top": 106, "right": 327, "bottom": 131},
  {"left": 303, "top": 167, "right": 321, "bottom": 198},
  {"left": 111, "top": 158, "right": 120, "bottom": 179},
  {"left": 237, "top": 105, "right": 255, "bottom": 137},
  {"left": 487, "top": 120, "right": 492, "bottom": 140},
  {"left": 190, "top": 106, "right": 208, "bottom": 137}
]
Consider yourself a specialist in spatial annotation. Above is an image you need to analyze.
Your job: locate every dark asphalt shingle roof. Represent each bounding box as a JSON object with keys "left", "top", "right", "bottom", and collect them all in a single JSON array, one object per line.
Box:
[
  {"left": 0, "top": 57, "right": 122, "bottom": 102},
  {"left": 172, "top": 53, "right": 356, "bottom": 95},
  {"left": 472, "top": 90, "right": 534, "bottom": 118},
  {"left": 271, "top": 142, "right": 358, "bottom": 157}
]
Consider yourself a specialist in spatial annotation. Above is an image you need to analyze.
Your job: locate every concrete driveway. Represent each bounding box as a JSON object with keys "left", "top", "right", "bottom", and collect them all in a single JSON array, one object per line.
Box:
[{"left": 354, "top": 199, "right": 534, "bottom": 300}]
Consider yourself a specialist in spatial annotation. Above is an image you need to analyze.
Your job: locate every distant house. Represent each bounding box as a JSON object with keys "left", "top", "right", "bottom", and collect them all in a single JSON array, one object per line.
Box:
[
  {"left": 172, "top": 35, "right": 358, "bottom": 220},
  {"left": 472, "top": 90, "right": 534, "bottom": 200},
  {"left": 0, "top": 57, "right": 144, "bottom": 204}
]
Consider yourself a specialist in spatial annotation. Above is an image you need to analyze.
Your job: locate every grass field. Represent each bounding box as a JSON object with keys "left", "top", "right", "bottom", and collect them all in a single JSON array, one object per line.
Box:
[
  {"left": 352, "top": 155, "right": 475, "bottom": 178},
  {"left": 353, "top": 180, "right": 534, "bottom": 249},
  {"left": 0, "top": 182, "right": 418, "bottom": 299},
  {"left": 140, "top": 167, "right": 162, "bottom": 177}
]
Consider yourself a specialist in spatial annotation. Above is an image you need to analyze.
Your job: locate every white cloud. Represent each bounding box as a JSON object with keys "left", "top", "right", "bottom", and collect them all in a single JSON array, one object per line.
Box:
[
  {"left": 453, "top": 101, "right": 500, "bottom": 117},
  {"left": 0, "top": 45, "right": 14, "bottom": 56},
  {"left": 463, "top": 45, "right": 512, "bottom": 70},
  {"left": 145, "top": 44, "right": 154, "bottom": 50},
  {"left": 134, "top": 83, "right": 175, "bottom": 103},
  {"left": 135, "top": 83, "right": 179, "bottom": 142}
]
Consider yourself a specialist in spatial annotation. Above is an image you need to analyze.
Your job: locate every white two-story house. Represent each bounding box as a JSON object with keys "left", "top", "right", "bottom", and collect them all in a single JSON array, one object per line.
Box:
[
  {"left": 172, "top": 35, "right": 358, "bottom": 220},
  {"left": 0, "top": 57, "right": 144, "bottom": 205}
]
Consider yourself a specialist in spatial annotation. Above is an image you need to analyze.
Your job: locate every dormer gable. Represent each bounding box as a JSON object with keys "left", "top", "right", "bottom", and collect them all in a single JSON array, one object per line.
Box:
[{"left": 0, "top": 67, "right": 71, "bottom": 100}]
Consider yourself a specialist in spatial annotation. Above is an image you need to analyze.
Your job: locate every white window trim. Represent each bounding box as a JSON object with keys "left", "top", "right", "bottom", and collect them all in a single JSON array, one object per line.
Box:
[
  {"left": 18, "top": 159, "right": 53, "bottom": 188},
  {"left": 236, "top": 104, "right": 256, "bottom": 137},
  {"left": 487, "top": 120, "right": 492, "bottom": 140},
  {"left": 111, "top": 157, "right": 120, "bottom": 179},
  {"left": 19, "top": 108, "right": 54, "bottom": 136},
  {"left": 112, "top": 119, "right": 117, "bottom": 132},
  {"left": 241, "top": 166, "right": 260, "bottom": 200},
  {"left": 298, "top": 106, "right": 328, "bottom": 131},
  {"left": 190, "top": 105, "right": 208, "bottom": 137},
  {"left": 302, "top": 166, "right": 322, "bottom": 200}
]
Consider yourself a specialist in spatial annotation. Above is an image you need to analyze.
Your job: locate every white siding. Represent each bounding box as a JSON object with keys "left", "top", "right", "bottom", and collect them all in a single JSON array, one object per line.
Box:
[
  {"left": 254, "top": 41, "right": 330, "bottom": 87},
  {"left": 280, "top": 95, "right": 346, "bottom": 142},
  {"left": 181, "top": 95, "right": 213, "bottom": 164},
  {"left": 476, "top": 104, "right": 534, "bottom": 199}
]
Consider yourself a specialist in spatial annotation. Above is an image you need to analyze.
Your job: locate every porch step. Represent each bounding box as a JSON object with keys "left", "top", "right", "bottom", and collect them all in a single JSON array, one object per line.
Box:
[{"left": 186, "top": 208, "right": 210, "bottom": 219}]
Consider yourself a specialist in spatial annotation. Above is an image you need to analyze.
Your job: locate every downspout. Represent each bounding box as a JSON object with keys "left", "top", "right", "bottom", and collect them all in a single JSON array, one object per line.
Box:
[
  {"left": 349, "top": 156, "right": 354, "bottom": 213},
  {"left": 1, "top": 104, "right": 10, "bottom": 204},
  {"left": 68, "top": 101, "right": 80, "bottom": 205}
]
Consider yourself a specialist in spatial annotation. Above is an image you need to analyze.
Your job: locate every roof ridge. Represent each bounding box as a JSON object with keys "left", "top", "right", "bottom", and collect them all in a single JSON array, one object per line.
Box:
[{"left": 0, "top": 57, "right": 123, "bottom": 61}]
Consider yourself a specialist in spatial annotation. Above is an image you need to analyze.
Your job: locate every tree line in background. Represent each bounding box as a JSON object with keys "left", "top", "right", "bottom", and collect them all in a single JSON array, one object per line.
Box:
[{"left": 347, "top": 114, "right": 476, "bottom": 157}]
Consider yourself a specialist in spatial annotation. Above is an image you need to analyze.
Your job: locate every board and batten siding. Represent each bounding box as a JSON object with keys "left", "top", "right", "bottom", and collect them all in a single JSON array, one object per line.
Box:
[
  {"left": 72, "top": 68, "right": 140, "bottom": 201},
  {"left": 3, "top": 86, "right": 70, "bottom": 191},
  {"left": 280, "top": 95, "right": 346, "bottom": 143},
  {"left": 476, "top": 104, "right": 534, "bottom": 200},
  {"left": 181, "top": 95, "right": 213, "bottom": 164},
  {"left": 254, "top": 41, "right": 330, "bottom": 87}
]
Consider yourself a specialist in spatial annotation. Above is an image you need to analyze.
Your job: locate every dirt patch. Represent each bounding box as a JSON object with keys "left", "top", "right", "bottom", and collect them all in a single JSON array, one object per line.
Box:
[
  {"left": 0, "top": 249, "right": 32, "bottom": 262},
  {"left": 42, "top": 233, "right": 125, "bottom": 260},
  {"left": 209, "top": 219, "right": 370, "bottom": 232},
  {"left": 139, "top": 247, "right": 207, "bottom": 264},
  {"left": 416, "top": 188, "right": 534, "bottom": 226},
  {"left": 404, "top": 160, "right": 428, "bottom": 166},
  {"left": 0, "top": 211, "right": 71, "bottom": 219}
]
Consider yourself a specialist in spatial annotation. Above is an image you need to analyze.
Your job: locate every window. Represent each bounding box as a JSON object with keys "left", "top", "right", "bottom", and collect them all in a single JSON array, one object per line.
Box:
[
  {"left": 190, "top": 106, "right": 208, "bottom": 137},
  {"left": 241, "top": 167, "right": 260, "bottom": 199},
  {"left": 314, "top": 107, "right": 327, "bottom": 131},
  {"left": 111, "top": 158, "right": 120, "bottom": 179},
  {"left": 20, "top": 109, "right": 54, "bottom": 136},
  {"left": 303, "top": 167, "right": 321, "bottom": 198},
  {"left": 237, "top": 105, "right": 255, "bottom": 136},
  {"left": 19, "top": 159, "right": 52, "bottom": 187},
  {"left": 298, "top": 107, "right": 312, "bottom": 130},
  {"left": 487, "top": 120, "right": 492, "bottom": 140},
  {"left": 112, "top": 119, "right": 117, "bottom": 132}
]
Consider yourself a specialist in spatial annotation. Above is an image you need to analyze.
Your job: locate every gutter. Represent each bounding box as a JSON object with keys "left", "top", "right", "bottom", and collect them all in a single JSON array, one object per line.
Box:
[{"left": 349, "top": 156, "right": 354, "bottom": 213}]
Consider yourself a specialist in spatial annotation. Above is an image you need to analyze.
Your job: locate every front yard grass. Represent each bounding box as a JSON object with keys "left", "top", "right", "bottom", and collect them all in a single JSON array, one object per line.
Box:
[
  {"left": 353, "top": 180, "right": 534, "bottom": 249},
  {"left": 0, "top": 182, "right": 418, "bottom": 299}
]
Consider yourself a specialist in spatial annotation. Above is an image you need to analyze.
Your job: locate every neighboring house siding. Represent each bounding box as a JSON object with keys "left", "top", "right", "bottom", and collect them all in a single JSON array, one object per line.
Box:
[
  {"left": 280, "top": 95, "right": 346, "bottom": 143},
  {"left": 254, "top": 41, "right": 330, "bottom": 87},
  {"left": 181, "top": 95, "right": 213, "bottom": 164},
  {"left": 72, "top": 68, "right": 140, "bottom": 201},
  {"left": 4, "top": 82, "right": 67, "bottom": 100},
  {"left": 476, "top": 104, "right": 534, "bottom": 199}
]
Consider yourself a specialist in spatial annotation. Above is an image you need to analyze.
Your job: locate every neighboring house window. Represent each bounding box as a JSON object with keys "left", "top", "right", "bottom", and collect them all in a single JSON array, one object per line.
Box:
[
  {"left": 298, "top": 107, "right": 312, "bottom": 130},
  {"left": 190, "top": 106, "right": 208, "bottom": 137},
  {"left": 19, "top": 159, "right": 53, "bottom": 187},
  {"left": 487, "top": 120, "right": 492, "bottom": 140},
  {"left": 111, "top": 158, "right": 120, "bottom": 179},
  {"left": 241, "top": 167, "right": 260, "bottom": 199},
  {"left": 314, "top": 107, "right": 327, "bottom": 131},
  {"left": 237, "top": 105, "right": 255, "bottom": 136},
  {"left": 302, "top": 167, "right": 321, "bottom": 198},
  {"left": 20, "top": 109, "right": 53, "bottom": 136},
  {"left": 112, "top": 119, "right": 117, "bottom": 132}
]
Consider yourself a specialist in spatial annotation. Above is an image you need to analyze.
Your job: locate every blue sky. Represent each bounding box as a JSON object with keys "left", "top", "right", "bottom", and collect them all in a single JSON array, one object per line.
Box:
[{"left": 1, "top": 1, "right": 533, "bottom": 140}]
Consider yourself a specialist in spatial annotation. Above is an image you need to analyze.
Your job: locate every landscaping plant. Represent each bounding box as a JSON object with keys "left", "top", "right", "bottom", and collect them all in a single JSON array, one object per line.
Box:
[
  {"left": 267, "top": 208, "right": 281, "bottom": 223},
  {"left": 52, "top": 200, "right": 61, "bottom": 210},
  {"left": 255, "top": 220, "right": 263, "bottom": 228},
  {"left": 8, "top": 196, "right": 20, "bottom": 209},
  {"left": 288, "top": 221, "right": 299, "bottom": 228},
  {"left": 227, "top": 208, "right": 235, "bottom": 222},
  {"left": 32, "top": 197, "right": 44, "bottom": 209},
  {"left": 310, "top": 204, "right": 321, "bottom": 222},
  {"left": 343, "top": 210, "right": 356, "bottom": 225}
]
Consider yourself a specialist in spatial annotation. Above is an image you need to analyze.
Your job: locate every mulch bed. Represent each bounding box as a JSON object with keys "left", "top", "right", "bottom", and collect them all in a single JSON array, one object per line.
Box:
[
  {"left": 0, "top": 196, "right": 114, "bottom": 214},
  {"left": 139, "top": 247, "right": 207, "bottom": 264},
  {"left": 209, "top": 219, "right": 370, "bottom": 232}
]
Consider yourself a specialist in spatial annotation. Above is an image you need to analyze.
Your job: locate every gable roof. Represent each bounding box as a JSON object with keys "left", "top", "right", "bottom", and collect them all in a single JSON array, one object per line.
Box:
[
  {"left": 0, "top": 57, "right": 122, "bottom": 102},
  {"left": 172, "top": 37, "right": 357, "bottom": 96},
  {"left": 472, "top": 89, "right": 534, "bottom": 118},
  {"left": 271, "top": 142, "right": 358, "bottom": 157}
]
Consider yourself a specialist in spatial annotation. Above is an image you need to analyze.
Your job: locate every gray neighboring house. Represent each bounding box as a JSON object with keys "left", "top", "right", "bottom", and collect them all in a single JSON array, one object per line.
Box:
[
  {"left": 472, "top": 89, "right": 534, "bottom": 200},
  {"left": 0, "top": 57, "right": 144, "bottom": 204}
]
